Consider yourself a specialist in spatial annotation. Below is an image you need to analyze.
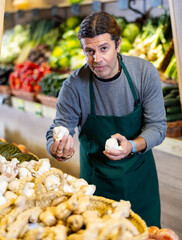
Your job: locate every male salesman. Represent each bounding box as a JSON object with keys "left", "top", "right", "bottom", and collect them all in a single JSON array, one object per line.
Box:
[{"left": 46, "top": 11, "right": 167, "bottom": 227}]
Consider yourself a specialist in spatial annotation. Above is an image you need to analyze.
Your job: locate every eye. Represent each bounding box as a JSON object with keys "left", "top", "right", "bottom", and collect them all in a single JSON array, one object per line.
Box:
[
  {"left": 85, "top": 49, "right": 93, "bottom": 55},
  {"left": 101, "top": 46, "right": 108, "bottom": 52}
]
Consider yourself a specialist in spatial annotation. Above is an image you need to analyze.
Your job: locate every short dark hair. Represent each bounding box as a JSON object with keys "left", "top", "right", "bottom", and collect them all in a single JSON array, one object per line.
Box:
[{"left": 77, "top": 11, "right": 121, "bottom": 48}]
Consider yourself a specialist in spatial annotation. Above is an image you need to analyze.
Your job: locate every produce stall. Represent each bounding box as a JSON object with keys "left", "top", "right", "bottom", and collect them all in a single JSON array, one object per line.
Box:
[{"left": 0, "top": 0, "right": 181, "bottom": 239}]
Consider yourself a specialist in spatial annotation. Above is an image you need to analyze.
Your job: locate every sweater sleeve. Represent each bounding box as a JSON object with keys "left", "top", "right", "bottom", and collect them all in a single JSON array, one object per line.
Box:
[
  {"left": 46, "top": 76, "right": 81, "bottom": 156},
  {"left": 138, "top": 65, "right": 167, "bottom": 152}
]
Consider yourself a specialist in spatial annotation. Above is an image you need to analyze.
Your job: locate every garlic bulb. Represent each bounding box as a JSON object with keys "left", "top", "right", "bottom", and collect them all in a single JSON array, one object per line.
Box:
[
  {"left": 18, "top": 167, "right": 31, "bottom": 179},
  {"left": 0, "top": 176, "right": 8, "bottom": 195},
  {"left": 0, "top": 158, "right": 19, "bottom": 180},
  {"left": 8, "top": 178, "right": 20, "bottom": 193},
  {"left": 4, "top": 191, "right": 17, "bottom": 201},
  {"left": 0, "top": 194, "right": 7, "bottom": 205},
  {"left": 105, "top": 138, "right": 123, "bottom": 151},
  {"left": 23, "top": 182, "right": 35, "bottom": 197},
  {"left": 44, "top": 174, "right": 60, "bottom": 192},
  {"left": 0, "top": 155, "right": 6, "bottom": 165},
  {"left": 53, "top": 126, "right": 69, "bottom": 142},
  {"left": 35, "top": 159, "right": 51, "bottom": 178}
]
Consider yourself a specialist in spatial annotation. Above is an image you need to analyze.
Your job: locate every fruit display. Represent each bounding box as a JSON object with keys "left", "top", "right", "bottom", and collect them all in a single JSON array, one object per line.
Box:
[
  {"left": 49, "top": 17, "right": 86, "bottom": 71},
  {"left": 9, "top": 61, "right": 51, "bottom": 93},
  {"left": 148, "top": 226, "right": 179, "bottom": 240},
  {"left": 0, "top": 140, "right": 38, "bottom": 162}
]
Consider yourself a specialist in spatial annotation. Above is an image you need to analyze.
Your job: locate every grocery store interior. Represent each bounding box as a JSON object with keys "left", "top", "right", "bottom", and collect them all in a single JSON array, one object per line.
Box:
[{"left": 0, "top": 0, "right": 182, "bottom": 239}]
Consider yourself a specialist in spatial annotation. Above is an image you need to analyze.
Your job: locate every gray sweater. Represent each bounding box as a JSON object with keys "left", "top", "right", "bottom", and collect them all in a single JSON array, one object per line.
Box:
[{"left": 46, "top": 54, "right": 167, "bottom": 154}]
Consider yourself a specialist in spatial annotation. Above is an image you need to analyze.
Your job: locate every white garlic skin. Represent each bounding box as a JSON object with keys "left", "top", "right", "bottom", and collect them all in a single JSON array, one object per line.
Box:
[
  {"left": 53, "top": 126, "right": 69, "bottom": 142},
  {"left": 45, "top": 174, "right": 60, "bottom": 191},
  {"left": 35, "top": 158, "right": 51, "bottom": 178},
  {"left": 8, "top": 178, "right": 20, "bottom": 193},
  {"left": 0, "top": 176, "right": 8, "bottom": 195},
  {"left": 4, "top": 191, "right": 17, "bottom": 201},
  {"left": 0, "top": 195, "right": 7, "bottom": 205},
  {"left": 105, "top": 137, "right": 123, "bottom": 151},
  {"left": 23, "top": 182, "right": 35, "bottom": 197}
]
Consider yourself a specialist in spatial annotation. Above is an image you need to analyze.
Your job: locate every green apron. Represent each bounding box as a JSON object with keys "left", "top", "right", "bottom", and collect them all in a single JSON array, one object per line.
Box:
[{"left": 79, "top": 58, "right": 161, "bottom": 227}]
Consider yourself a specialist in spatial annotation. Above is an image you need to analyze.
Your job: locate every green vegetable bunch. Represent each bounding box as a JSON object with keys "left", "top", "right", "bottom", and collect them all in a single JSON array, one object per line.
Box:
[
  {"left": 39, "top": 73, "right": 69, "bottom": 97},
  {"left": 127, "top": 11, "right": 172, "bottom": 69},
  {"left": 164, "top": 54, "right": 178, "bottom": 81},
  {"left": 0, "top": 25, "right": 30, "bottom": 64}
]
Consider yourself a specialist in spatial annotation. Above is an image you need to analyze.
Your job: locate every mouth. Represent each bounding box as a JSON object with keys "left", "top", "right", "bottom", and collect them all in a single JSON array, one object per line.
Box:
[{"left": 94, "top": 66, "right": 105, "bottom": 71}]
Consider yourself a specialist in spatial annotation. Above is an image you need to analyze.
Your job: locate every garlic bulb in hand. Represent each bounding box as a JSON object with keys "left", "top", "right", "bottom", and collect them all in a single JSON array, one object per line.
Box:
[
  {"left": 105, "top": 138, "right": 123, "bottom": 151},
  {"left": 53, "top": 126, "right": 69, "bottom": 142}
]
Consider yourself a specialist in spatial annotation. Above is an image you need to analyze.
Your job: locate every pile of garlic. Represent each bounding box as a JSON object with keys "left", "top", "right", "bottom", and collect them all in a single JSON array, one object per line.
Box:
[{"left": 0, "top": 155, "right": 95, "bottom": 206}]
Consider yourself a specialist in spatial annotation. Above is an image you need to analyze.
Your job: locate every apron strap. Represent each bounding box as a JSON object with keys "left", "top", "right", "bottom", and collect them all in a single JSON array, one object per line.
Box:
[
  {"left": 89, "top": 71, "right": 95, "bottom": 114},
  {"left": 119, "top": 58, "right": 139, "bottom": 107}
]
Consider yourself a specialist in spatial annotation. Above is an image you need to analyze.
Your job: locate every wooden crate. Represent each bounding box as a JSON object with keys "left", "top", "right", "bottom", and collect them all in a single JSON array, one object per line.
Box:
[{"left": 166, "top": 120, "right": 182, "bottom": 137}]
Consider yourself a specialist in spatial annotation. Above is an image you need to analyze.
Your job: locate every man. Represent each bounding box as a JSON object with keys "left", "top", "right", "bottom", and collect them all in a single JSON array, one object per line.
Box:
[{"left": 46, "top": 11, "right": 167, "bottom": 227}]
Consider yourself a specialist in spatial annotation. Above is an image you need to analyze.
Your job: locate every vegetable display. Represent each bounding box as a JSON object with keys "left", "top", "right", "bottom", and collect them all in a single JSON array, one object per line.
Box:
[
  {"left": 127, "top": 12, "right": 172, "bottom": 69},
  {"left": 9, "top": 61, "right": 51, "bottom": 93},
  {"left": 39, "top": 72, "right": 69, "bottom": 97},
  {"left": 163, "top": 85, "right": 182, "bottom": 122}
]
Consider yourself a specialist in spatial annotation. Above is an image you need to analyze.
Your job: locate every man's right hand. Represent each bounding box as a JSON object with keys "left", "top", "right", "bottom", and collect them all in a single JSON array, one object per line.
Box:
[{"left": 50, "top": 135, "right": 74, "bottom": 161}]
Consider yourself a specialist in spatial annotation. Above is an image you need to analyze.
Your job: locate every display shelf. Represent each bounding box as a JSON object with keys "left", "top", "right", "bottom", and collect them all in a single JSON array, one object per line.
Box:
[
  {"left": 36, "top": 94, "right": 57, "bottom": 108},
  {"left": 11, "top": 89, "right": 37, "bottom": 102},
  {"left": 154, "top": 136, "right": 182, "bottom": 158},
  {"left": 5, "top": 0, "right": 116, "bottom": 12},
  {"left": 0, "top": 85, "right": 11, "bottom": 95}
]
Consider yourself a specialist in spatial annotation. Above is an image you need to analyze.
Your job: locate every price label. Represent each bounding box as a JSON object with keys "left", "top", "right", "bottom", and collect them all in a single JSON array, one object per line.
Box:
[
  {"left": 92, "top": 1, "right": 101, "bottom": 12},
  {"left": 32, "top": 8, "right": 39, "bottom": 17},
  {"left": 17, "top": 10, "right": 24, "bottom": 18},
  {"left": 34, "top": 103, "right": 43, "bottom": 116},
  {"left": 17, "top": 99, "right": 25, "bottom": 111},
  {"left": 118, "top": 0, "right": 129, "bottom": 10},
  {"left": 4, "top": 12, "right": 10, "bottom": 19},
  {"left": 149, "top": 0, "right": 162, "bottom": 7},
  {"left": 51, "top": 6, "right": 59, "bottom": 16},
  {"left": 71, "top": 4, "right": 80, "bottom": 15}
]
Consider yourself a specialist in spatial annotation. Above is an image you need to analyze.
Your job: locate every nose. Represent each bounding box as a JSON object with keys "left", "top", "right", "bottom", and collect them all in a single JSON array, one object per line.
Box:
[{"left": 93, "top": 51, "right": 101, "bottom": 62}]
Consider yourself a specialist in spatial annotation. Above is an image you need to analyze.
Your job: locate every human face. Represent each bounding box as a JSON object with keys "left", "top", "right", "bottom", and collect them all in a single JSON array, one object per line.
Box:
[{"left": 81, "top": 33, "right": 121, "bottom": 79}]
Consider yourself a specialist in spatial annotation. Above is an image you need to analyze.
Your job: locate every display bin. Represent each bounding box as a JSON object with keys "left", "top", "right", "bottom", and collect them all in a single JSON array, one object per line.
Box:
[
  {"left": 166, "top": 120, "right": 182, "bottom": 137},
  {"left": 11, "top": 89, "right": 37, "bottom": 102},
  {"left": 0, "top": 85, "right": 11, "bottom": 95},
  {"left": 36, "top": 94, "right": 57, "bottom": 108}
]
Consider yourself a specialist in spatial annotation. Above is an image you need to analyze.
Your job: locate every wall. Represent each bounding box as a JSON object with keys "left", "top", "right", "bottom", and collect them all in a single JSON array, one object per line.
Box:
[{"left": 0, "top": 103, "right": 80, "bottom": 177}]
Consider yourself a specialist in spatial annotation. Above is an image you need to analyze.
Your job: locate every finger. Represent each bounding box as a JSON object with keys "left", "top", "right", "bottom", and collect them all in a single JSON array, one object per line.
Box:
[
  {"left": 103, "top": 151, "right": 125, "bottom": 160},
  {"left": 63, "top": 135, "right": 74, "bottom": 157},
  {"left": 111, "top": 133, "right": 126, "bottom": 142},
  {"left": 105, "top": 149, "right": 123, "bottom": 156},
  {"left": 51, "top": 141, "right": 60, "bottom": 155},
  {"left": 57, "top": 135, "right": 68, "bottom": 151}
]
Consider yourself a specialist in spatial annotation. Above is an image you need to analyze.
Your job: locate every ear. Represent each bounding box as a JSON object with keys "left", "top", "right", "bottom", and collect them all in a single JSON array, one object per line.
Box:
[{"left": 117, "top": 37, "right": 122, "bottom": 52}]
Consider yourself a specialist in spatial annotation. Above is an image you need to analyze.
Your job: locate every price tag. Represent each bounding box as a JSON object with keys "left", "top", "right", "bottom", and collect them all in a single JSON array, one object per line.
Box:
[
  {"left": 4, "top": 12, "right": 10, "bottom": 19},
  {"left": 17, "top": 10, "right": 24, "bottom": 18},
  {"left": 32, "top": 8, "right": 39, "bottom": 17},
  {"left": 71, "top": 4, "right": 80, "bottom": 15},
  {"left": 34, "top": 103, "right": 43, "bottom": 116},
  {"left": 92, "top": 1, "right": 101, "bottom": 12},
  {"left": 149, "top": 0, "right": 162, "bottom": 7},
  {"left": 17, "top": 99, "right": 25, "bottom": 111},
  {"left": 118, "top": 0, "right": 129, "bottom": 10},
  {"left": 51, "top": 6, "right": 59, "bottom": 16}
]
